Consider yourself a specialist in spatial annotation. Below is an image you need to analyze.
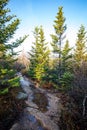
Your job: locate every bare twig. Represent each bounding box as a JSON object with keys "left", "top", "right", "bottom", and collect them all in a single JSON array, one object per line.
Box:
[{"left": 83, "top": 95, "right": 87, "bottom": 116}]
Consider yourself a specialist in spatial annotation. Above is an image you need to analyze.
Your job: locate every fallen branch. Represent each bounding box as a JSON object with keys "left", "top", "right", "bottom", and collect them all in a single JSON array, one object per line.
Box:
[{"left": 83, "top": 95, "right": 87, "bottom": 116}]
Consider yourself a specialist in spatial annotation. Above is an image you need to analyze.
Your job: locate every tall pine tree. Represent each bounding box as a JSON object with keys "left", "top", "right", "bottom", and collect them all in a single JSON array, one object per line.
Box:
[
  {"left": 0, "top": 0, "right": 27, "bottom": 94},
  {"left": 29, "top": 26, "right": 50, "bottom": 82},
  {"left": 74, "top": 25, "right": 87, "bottom": 65},
  {"left": 51, "top": 6, "right": 66, "bottom": 78}
]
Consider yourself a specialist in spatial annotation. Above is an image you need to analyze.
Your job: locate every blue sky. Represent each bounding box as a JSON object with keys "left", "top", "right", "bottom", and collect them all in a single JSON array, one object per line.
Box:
[{"left": 8, "top": 0, "right": 87, "bottom": 52}]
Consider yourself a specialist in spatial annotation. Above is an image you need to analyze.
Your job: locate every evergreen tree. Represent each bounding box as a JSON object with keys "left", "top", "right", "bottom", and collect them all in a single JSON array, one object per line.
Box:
[
  {"left": 0, "top": 0, "right": 27, "bottom": 95},
  {"left": 29, "top": 26, "right": 50, "bottom": 82},
  {"left": 61, "top": 40, "right": 72, "bottom": 73},
  {"left": 74, "top": 25, "right": 87, "bottom": 65},
  {"left": 60, "top": 40, "right": 73, "bottom": 89},
  {"left": 51, "top": 6, "right": 66, "bottom": 78},
  {"left": 73, "top": 25, "right": 87, "bottom": 91}
]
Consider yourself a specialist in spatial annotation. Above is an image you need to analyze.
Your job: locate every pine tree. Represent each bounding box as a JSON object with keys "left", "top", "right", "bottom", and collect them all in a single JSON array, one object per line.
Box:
[
  {"left": 73, "top": 25, "right": 87, "bottom": 94},
  {"left": 61, "top": 40, "right": 72, "bottom": 73},
  {"left": 59, "top": 40, "right": 73, "bottom": 89},
  {"left": 74, "top": 25, "right": 87, "bottom": 65},
  {"left": 0, "top": 0, "right": 27, "bottom": 95},
  {"left": 51, "top": 6, "right": 66, "bottom": 78},
  {"left": 29, "top": 26, "right": 50, "bottom": 82}
]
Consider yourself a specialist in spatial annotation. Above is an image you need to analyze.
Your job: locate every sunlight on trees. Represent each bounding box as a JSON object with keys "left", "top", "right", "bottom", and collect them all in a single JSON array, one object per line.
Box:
[
  {"left": 28, "top": 26, "right": 50, "bottom": 82},
  {"left": 51, "top": 6, "right": 67, "bottom": 79},
  {"left": 0, "top": 0, "right": 27, "bottom": 95}
]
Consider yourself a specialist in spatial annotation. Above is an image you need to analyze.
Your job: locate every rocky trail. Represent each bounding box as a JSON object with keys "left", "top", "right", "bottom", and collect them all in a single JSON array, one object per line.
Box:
[{"left": 10, "top": 73, "right": 61, "bottom": 130}]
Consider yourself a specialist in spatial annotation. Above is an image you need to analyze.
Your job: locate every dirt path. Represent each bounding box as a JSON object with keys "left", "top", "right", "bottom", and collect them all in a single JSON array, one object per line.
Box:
[{"left": 10, "top": 74, "right": 61, "bottom": 130}]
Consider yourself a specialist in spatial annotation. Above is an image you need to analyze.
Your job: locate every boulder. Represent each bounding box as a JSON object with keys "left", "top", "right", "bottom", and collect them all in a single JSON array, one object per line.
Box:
[{"left": 16, "top": 92, "right": 28, "bottom": 99}]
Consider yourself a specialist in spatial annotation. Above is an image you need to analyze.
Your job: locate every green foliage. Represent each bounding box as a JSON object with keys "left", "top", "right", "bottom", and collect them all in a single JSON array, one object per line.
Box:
[
  {"left": 72, "top": 25, "right": 87, "bottom": 92},
  {"left": 51, "top": 6, "right": 66, "bottom": 51},
  {"left": 42, "top": 68, "right": 58, "bottom": 84},
  {"left": 0, "top": 0, "right": 26, "bottom": 95},
  {"left": 53, "top": 6, "right": 66, "bottom": 35},
  {"left": 0, "top": 88, "right": 8, "bottom": 95},
  {"left": 51, "top": 6, "right": 67, "bottom": 78},
  {"left": 74, "top": 25, "right": 87, "bottom": 65},
  {"left": 8, "top": 77, "right": 20, "bottom": 87},
  {"left": 61, "top": 40, "right": 72, "bottom": 73},
  {"left": 60, "top": 72, "right": 74, "bottom": 90},
  {"left": 49, "top": 40, "right": 73, "bottom": 88},
  {"left": 29, "top": 26, "right": 50, "bottom": 82}
]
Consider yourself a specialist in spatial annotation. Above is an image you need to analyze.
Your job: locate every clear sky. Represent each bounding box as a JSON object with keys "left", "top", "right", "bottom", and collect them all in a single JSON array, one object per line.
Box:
[{"left": 8, "top": 0, "right": 87, "bottom": 52}]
